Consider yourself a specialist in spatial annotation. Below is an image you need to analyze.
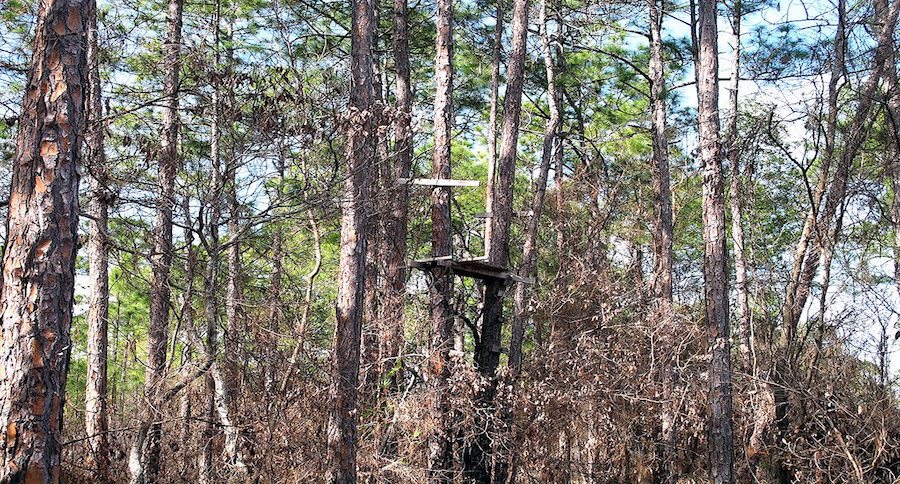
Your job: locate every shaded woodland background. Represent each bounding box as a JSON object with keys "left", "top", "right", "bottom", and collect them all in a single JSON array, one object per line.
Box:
[{"left": 2, "top": 0, "right": 900, "bottom": 482}]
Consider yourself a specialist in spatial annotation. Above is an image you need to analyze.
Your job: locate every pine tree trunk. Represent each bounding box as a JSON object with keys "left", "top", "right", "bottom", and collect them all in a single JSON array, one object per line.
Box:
[
  {"left": 0, "top": 1, "right": 87, "bottom": 481},
  {"left": 509, "top": 0, "right": 560, "bottom": 371},
  {"left": 225, "top": 168, "right": 242, "bottom": 388},
  {"left": 725, "top": 1, "right": 752, "bottom": 369},
  {"left": 138, "top": 0, "right": 183, "bottom": 479},
  {"left": 380, "top": 0, "right": 413, "bottom": 385},
  {"left": 479, "top": 0, "right": 529, "bottom": 378},
  {"left": 647, "top": 0, "right": 676, "bottom": 478},
  {"left": 467, "top": 0, "right": 529, "bottom": 481},
  {"left": 200, "top": 8, "right": 223, "bottom": 479},
  {"left": 696, "top": 0, "right": 734, "bottom": 480},
  {"left": 85, "top": 0, "right": 111, "bottom": 480},
  {"left": 484, "top": 0, "right": 503, "bottom": 253},
  {"left": 428, "top": 0, "right": 455, "bottom": 478},
  {"left": 327, "top": 0, "right": 375, "bottom": 480}
]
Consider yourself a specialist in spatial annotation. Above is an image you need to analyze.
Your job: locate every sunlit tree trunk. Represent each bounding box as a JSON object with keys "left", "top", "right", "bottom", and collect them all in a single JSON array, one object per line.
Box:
[
  {"left": 84, "top": 0, "right": 111, "bottom": 481},
  {"left": 0, "top": 1, "right": 87, "bottom": 482},
  {"left": 362, "top": 5, "right": 384, "bottom": 402},
  {"left": 696, "top": 0, "right": 734, "bottom": 480},
  {"left": 200, "top": 33, "right": 222, "bottom": 484},
  {"left": 326, "top": 0, "right": 375, "bottom": 480}
]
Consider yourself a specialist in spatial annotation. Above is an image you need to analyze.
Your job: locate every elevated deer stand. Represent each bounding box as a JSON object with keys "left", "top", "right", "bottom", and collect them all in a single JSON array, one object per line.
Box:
[{"left": 402, "top": 177, "right": 532, "bottom": 285}]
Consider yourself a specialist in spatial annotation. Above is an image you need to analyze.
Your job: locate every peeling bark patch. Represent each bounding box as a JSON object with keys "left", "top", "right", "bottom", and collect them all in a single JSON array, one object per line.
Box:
[
  {"left": 25, "top": 463, "right": 43, "bottom": 484},
  {"left": 35, "top": 240, "right": 51, "bottom": 260},
  {"left": 39, "top": 142, "right": 58, "bottom": 159},
  {"left": 30, "top": 339, "right": 44, "bottom": 369},
  {"left": 5, "top": 423, "right": 15, "bottom": 448},
  {"left": 30, "top": 396, "right": 44, "bottom": 416},
  {"left": 66, "top": 8, "right": 82, "bottom": 32}
]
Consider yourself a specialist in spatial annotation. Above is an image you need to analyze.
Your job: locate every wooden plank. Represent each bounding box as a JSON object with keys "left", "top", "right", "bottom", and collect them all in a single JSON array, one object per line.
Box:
[
  {"left": 412, "top": 255, "right": 453, "bottom": 263},
  {"left": 398, "top": 177, "right": 480, "bottom": 187},
  {"left": 474, "top": 212, "right": 493, "bottom": 219}
]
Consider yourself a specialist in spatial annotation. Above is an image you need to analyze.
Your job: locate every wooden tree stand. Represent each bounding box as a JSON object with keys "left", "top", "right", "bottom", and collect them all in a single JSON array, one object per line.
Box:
[{"left": 402, "top": 178, "right": 533, "bottom": 285}]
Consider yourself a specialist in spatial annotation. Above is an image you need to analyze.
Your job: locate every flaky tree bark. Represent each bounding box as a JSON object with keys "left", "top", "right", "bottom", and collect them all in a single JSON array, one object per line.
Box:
[
  {"left": 327, "top": 0, "right": 374, "bottom": 480},
  {"left": 136, "top": 0, "right": 183, "bottom": 480},
  {"left": 84, "top": 0, "right": 111, "bottom": 481},
  {"left": 647, "top": 0, "right": 676, "bottom": 478},
  {"left": 427, "top": 0, "right": 455, "bottom": 479},
  {"left": 362, "top": 10, "right": 384, "bottom": 401},
  {"left": 509, "top": 0, "right": 560, "bottom": 370},
  {"left": 697, "top": 0, "right": 734, "bottom": 481},
  {"left": 0, "top": 1, "right": 87, "bottom": 482},
  {"left": 225, "top": 165, "right": 242, "bottom": 385},
  {"left": 484, "top": 0, "right": 503, "bottom": 252},
  {"left": 380, "top": 0, "right": 413, "bottom": 383}
]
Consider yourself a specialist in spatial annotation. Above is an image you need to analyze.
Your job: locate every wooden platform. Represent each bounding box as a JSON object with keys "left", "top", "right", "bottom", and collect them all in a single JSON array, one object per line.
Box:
[{"left": 408, "top": 257, "right": 533, "bottom": 284}]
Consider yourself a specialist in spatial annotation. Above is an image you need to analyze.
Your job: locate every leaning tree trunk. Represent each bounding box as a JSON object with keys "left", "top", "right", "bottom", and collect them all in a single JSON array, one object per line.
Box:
[
  {"left": 0, "top": 1, "right": 87, "bottom": 482},
  {"left": 84, "top": 0, "right": 111, "bottom": 481},
  {"left": 509, "top": 0, "right": 560, "bottom": 371},
  {"left": 427, "top": 0, "right": 455, "bottom": 479},
  {"left": 136, "top": 0, "right": 183, "bottom": 480},
  {"left": 696, "top": 0, "right": 734, "bottom": 481},
  {"left": 785, "top": 0, "right": 900, "bottom": 342},
  {"left": 327, "top": 0, "right": 375, "bottom": 480}
]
